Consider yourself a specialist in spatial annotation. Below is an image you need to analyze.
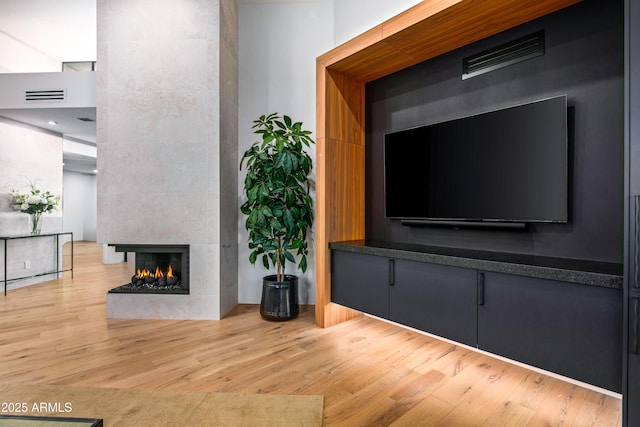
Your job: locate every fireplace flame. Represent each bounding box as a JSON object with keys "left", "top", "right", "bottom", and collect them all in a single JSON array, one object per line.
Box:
[
  {"left": 134, "top": 266, "right": 176, "bottom": 280},
  {"left": 133, "top": 265, "right": 177, "bottom": 281},
  {"left": 135, "top": 268, "right": 153, "bottom": 279}
]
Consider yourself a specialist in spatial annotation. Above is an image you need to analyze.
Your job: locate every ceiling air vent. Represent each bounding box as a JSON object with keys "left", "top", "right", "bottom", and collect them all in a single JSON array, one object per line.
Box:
[
  {"left": 462, "top": 31, "right": 545, "bottom": 80},
  {"left": 25, "top": 89, "right": 66, "bottom": 102}
]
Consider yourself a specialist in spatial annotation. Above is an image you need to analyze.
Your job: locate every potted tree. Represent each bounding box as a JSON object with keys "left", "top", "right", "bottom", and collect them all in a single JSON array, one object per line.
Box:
[{"left": 240, "top": 113, "right": 314, "bottom": 321}]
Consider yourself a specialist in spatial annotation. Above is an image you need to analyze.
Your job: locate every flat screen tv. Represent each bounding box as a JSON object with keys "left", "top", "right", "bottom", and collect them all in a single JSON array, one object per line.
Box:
[{"left": 384, "top": 95, "right": 568, "bottom": 226}]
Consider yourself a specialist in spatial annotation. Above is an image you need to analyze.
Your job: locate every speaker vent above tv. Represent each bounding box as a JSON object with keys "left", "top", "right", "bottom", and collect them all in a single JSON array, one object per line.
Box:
[{"left": 462, "top": 31, "right": 545, "bottom": 80}]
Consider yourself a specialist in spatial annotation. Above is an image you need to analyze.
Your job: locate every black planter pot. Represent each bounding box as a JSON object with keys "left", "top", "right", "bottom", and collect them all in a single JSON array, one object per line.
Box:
[{"left": 260, "top": 275, "right": 299, "bottom": 321}]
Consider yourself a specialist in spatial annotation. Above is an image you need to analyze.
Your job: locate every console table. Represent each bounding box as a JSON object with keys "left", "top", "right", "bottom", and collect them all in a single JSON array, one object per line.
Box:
[{"left": 1, "top": 232, "right": 74, "bottom": 295}]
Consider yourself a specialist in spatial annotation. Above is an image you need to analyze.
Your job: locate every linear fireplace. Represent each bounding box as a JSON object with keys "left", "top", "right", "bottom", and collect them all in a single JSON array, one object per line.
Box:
[{"left": 108, "top": 244, "right": 189, "bottom": 294}]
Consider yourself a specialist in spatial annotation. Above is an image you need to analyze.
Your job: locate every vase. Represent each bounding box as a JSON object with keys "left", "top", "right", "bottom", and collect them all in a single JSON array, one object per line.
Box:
[
  {"left": 30, "top": 213, "right": 41, "bottom": 235},
  {"left": 260, "top": 275, "right": 299, "bottom": 321}
]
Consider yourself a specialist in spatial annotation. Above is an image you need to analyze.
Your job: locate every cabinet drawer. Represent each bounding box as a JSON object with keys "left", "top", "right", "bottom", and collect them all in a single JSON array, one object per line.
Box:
[
  {"left": 391, "top": 259, "right": 478, "bottom": 346},
  {"left": 331, "top": 250, "right": 390, "bottom": 319},
  {"left": 478, "top": 272, "right": 622, "bottom": 392}
]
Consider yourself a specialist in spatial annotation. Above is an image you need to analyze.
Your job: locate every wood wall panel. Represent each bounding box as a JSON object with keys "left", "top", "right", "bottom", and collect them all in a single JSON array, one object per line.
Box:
[
  {"left": 315, "top": 0, "right": 585, "bottom": 327},
  {"left": 380, "top": 0, "right": 462, "bottom": 39},
  {"left": 315, "top": 65, "right": 366, "bottom": 326},
  {"left": 315, "top": 136, "right": 365, "bottom": 327},
  {"left": 325, "top": 40, "right": 417, "bottom": 83},
  {"left": 324, "top": 70, "right": 365, "bottom": 144},
  {"left": 317, "top": 25, "right": 384, "bottom": 70}
]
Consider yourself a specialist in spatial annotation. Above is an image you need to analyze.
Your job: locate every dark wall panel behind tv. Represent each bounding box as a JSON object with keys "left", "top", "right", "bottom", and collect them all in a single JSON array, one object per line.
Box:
[{"left": 365, "top": 0, "right": 623, "bottom": 263}]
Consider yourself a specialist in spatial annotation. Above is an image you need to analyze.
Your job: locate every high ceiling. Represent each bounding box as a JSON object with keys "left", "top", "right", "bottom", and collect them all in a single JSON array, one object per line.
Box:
[
  {"left": 0, "top": 0, "right": 96, "bottom": 174},
  {"left": 0, "top": 0, "right": 336, "bottom": 175},
  {"left": 0, "top": 0, "right": 96, "bottom": 65}
]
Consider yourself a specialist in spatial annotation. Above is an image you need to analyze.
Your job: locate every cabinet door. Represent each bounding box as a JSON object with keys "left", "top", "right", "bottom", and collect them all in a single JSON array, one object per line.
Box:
[
  {"left": 478, "top": 271, "right": 622, "bottom": 392},
  {"left": 390, "top": 259, "right": 478, "bottom": 347},
  {"left": 331, "top": 250, "right": 390, "bottom": 319},
  {"left": 625, "top": 0, "right": 640, "bottom": 424},
  {"left": 628, "top": 294, "right": 640, "bottom": 423}
]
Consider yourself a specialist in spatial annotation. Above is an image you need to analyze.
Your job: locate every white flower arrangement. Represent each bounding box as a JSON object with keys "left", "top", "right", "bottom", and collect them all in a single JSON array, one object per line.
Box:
[
  {"left": 11, "top": 179, "right": 60, "bottom": 234},
  {"left": 11, "top": 182, "right": 60, "bottom": 215}
]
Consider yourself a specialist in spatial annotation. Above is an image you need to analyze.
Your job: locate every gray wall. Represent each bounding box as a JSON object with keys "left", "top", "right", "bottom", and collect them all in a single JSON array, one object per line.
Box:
[{"left": 365, "top": 0, "right": 624, "bottom": 264}]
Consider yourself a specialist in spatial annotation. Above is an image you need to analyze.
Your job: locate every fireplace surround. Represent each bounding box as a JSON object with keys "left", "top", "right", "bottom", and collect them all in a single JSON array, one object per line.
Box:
[
  {"left": 108, "top": 244, "right": 189, "bottom": 295},
  {"left": 98, "top": 0, "right": 239, "bottom": 320}
]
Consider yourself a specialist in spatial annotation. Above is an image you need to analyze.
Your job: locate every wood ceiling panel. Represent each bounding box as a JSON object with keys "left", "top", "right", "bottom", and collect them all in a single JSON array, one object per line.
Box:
[
  {"left": 385, "top": 0, "right": 583, "bottom": 64},
  {"left": 320, "top": 0, "right": 583, "bottom": 83}
]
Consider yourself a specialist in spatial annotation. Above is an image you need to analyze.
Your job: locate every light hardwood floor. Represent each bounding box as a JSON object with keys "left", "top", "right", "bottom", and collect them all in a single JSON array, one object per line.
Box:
[{"left": 0, "top": 241, "right": 622, "bottom": 426}]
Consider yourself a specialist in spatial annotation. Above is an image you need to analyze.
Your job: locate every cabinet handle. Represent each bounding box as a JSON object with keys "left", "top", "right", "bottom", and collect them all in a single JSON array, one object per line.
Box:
[
  {"left": 634, "top": 297, "right": 639, "bottom": 355},
  {"left": 633, "top": 194, "right": 640, "bottom": 289},
  {"left": 478, "top": 272, "right": 485, "bottom": 306},
  {"left": 389, "top": 259, "right": 395, "bottom": 286}
]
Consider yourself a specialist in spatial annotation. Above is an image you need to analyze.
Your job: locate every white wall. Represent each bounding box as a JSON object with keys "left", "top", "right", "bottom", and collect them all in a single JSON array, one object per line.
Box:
[
  {"left": 237, "top": 0, "right": 420, "bottom": 305},
  {"left": 238, "top": 1, "right": 333, "bottom": 304},
  {"left": 63, "top": 171, "right": 97, "bottom": 241}
]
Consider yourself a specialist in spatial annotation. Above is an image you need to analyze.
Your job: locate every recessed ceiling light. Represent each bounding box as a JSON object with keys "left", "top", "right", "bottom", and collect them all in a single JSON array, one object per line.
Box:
[{"left": 48, "top": 120, "right": 58, "bottom": 125}]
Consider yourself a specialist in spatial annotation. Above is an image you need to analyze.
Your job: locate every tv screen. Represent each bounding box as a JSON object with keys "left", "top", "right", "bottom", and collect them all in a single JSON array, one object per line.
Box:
[{"left": 384, "top": 95, "right": 568, "bottom": 224}]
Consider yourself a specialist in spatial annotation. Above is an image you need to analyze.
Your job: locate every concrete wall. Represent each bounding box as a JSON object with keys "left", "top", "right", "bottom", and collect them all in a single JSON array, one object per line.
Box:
[{"left": 98, "top": 0, "right": 238, "bottom": 320}]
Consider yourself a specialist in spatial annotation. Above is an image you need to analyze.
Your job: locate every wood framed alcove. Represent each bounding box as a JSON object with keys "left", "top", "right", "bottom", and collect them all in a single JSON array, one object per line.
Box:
[{"left": 314, "top": 0, "right": 583, "bottom": 328}]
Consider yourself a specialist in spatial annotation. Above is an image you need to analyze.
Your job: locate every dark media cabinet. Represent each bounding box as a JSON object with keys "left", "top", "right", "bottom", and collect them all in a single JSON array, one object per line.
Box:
[{"left": 330, "top": 240, "right": 623, "bottom": 393}]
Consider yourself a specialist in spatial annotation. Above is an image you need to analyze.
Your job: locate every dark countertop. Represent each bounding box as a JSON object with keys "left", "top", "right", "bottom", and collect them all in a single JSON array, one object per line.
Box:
[{"left": 329, "top": 240, "right": 623, "bottom": 289}]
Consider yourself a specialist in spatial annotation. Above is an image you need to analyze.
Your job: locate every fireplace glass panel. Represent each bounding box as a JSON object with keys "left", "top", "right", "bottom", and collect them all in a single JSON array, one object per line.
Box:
[{"left": 108, "top": 244, "right": 189, "bottom": 294}]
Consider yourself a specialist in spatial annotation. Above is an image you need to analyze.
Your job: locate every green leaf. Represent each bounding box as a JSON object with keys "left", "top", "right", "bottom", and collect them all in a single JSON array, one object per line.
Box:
[
  {"left": 283, "top": 209, "right": 294, "bottom": 230},
  {"left": 284, "top": 250, "right": 296, "bottom": 263},
  {"left": 246, "top": 210, "right": 258, "bottom": 229},
  {"left": 269, "top": 217, "right": 282, "bottom": 230},
  {"left": 257, "top": 211, "right": 266, "bottom": 228},
  {"left": 291, "top": 153, "right": 299, "bottom": 171},
  {"left": 282, "top": 153, "right": 293, "bottom": 175},
  {"left": 248, "top": 185, "right": 259, "bottom": 204}
]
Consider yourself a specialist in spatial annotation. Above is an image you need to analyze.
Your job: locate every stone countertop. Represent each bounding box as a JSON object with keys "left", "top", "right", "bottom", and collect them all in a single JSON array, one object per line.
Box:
[{"left": 329, "top": 240, "right": 623, "bottom": 290}]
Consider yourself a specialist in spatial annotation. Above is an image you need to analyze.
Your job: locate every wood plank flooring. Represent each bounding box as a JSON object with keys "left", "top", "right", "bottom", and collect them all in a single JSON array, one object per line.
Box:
[{"left": 0, "top": 242, "right": 622, "bottom": 426}]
